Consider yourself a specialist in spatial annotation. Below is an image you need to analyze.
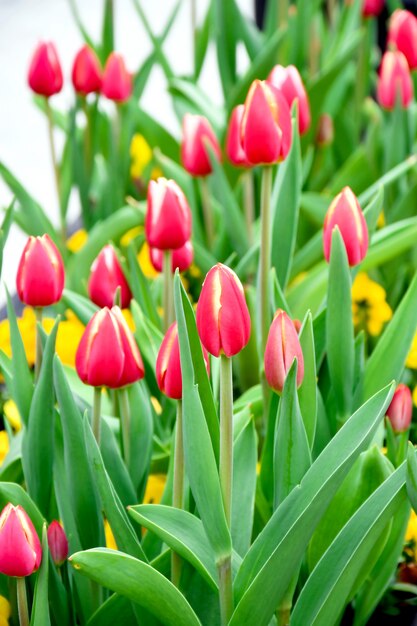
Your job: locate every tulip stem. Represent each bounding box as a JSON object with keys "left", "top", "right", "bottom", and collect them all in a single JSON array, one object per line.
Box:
[
  {"left": 220, "top": 354, "right": 233, "bottom": 527},
  {"left": 93, "top": 387, "right": 102, "bottom": 445},
  {"left": 16, "top": 578, "right": 29, "bottom": 626},
  {"left": 119, "top": 388, "right": 131, "bottom": 470},
  {"left": 200, "top": 177, "right": 215, "bottom": 249},
  {"left": 163, "top": 250, "right": 174, "bottom": 332},
  {"left": 172, "top": 400, "right": 184, "bottom": 587},
  {"left": 45, "top": 98, "right": 65, "bottom": 240},
  {"left": 243, "top": 170, "right": 254, "bottom": 245},
  {"left": 260, "top": 166, "right": 273, "bottom": 356},
  {"left": 218, "top": 556, "right": 234, "bottom": 626},
  {"left": 34, "top": 307, "right": 43, "bottom": 382}
]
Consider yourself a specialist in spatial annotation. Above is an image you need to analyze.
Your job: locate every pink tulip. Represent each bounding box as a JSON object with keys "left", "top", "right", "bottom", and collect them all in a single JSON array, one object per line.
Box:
[
  {"left": 323, "top": 187, "right": 368, "bottom": 266},
  {"left": 376, "top": 50, "right": 413, "bottom": 110},
  {"left": 226, "top": 105, "right": 251, "bottom": 167},
  {"left": 88, "top": 245, "right": 132, "bottom": 309},
  {"left": 16, "top": 234, "right": 65, "bottom": 307},
  {"left": 388, "top": 10, "right": 417, "bottom": 70},
  {"left": 267, "top": 65, "right": 311, "bottom": 134},
  {"left": 72, "top": 45, "right": 102, "bottom": 95},
  {"left": 101, "top": 53, "right": 132, "bottom": 102},
  {"left": 181, "top": 114, "right": 222, "bottom": 177},
  {"left": 264, "top": 309, "right": 304, "bottom": 393},
  {"left": 149, "top": 241, "right": 193, "bottom": 274},
  {"left": 0, "top": 504, "right": 42, "bottom": 577},
  {"left": 47, "top": 521, "right": 68, "bottom": 566},
  {"left": 146, "top": 178, "right": 192, "bottom": 250},
  {"left": 386, "top": 384, "right": 413, "bottom": 433},
  {"left": 28, "top": 42, "right": 63, "bottom": 97}
]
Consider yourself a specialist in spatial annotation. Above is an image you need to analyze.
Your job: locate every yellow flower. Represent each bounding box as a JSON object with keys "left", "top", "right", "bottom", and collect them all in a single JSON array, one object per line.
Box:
[
  {"left": 0, "top": 432, "right": 9, "bottom": 466},
  {"left": 0, "top": 596, "right": 10, "bottom": 623},
  {"left": 405, "top": 510, "right": 417, "bottom": 559},
  {"left": 377, "top": 211, "right": 385, "bottom": 229},
  {"left": 120, "top": 226, "right": 144, "bottom": 248},
  {"left": 121, "top": 309, "right": 135, "bottom": 332},
  {"left": 351, "top": 273, "right": 392, "bottom": 337},
  {"left": 137, "top": 242, "right": 159, "bottom": 279},
  {"left": 104, "top": 519, "right": 117, "bottom": 550},
  {"left": 3, "top": 400, "right": 21, "bottom": 432},
  {"left": 143, "top": 474, "right": 166, "bottom": 505},
  {"left": 67, "top": 229, "right": 88, "bottom": 253},
  {"left": 130, "top": 134, "right": 162, "bottom": 180},
  {"left": 407, "top": 333, "right": 417, "bottom": 369},
  {"left": 413, "top": 386, "right": 417, "bottom": 407}
]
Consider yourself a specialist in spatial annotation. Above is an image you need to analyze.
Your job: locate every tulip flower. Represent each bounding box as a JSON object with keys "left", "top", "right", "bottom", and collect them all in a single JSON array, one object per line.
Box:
[
  {"left": 267, "top": 65, "right": 311, "bottom": 135},
  {"left": 316, "top": 113, "right": 334, "bottom": 147},
  {"left": 264, "top": 309, "right": 304, "bottom": 394},
  {"left": 149, "top": 241, "right": 193, "bottom": 274},
  {"left": 196, "top": 263, "right": 251, "bottom": 358},
  {"left": 323, "top": 187, "right": 368, "bottom": 266},
  {"left": 376, "top": 50, "right": 413, "bottom": 110},
  {"left": 28, "top": 42, "right": 63, "bottom": 97},
  {"left": 362, "top": 0, "right": 384, "bottom": 18},
  {"left": 386, "top": 384, "right": 412, "bottom": 433},
  {"left": 88, "top": 245, "right": 132, "bottom": 309},
  {"left": 226, "top": 105, "right": 250, "bottom": 167},
  {"left": 47, "top": 521, "right": 68, "bottom": 567},
  {"left": 0, "top": 504, "right": 42, "bottom": 577},
  {"left": 181, "top": 114, "right": 222, "bottom": 177},
  {"left": 241, "top": 79, "right": 292, "bottom": 165},
  {"left": 388, "top": 10, "right": 417, "bottom": 71},
  {"left": 72, "top": 45, "right": 102, "bottom": 95},
  {"left": 145, "top": 178, "right": 192, "bottom": 251},
  {"left": 101, "top": 52, "right": 132, "bottom": 102},
  {"left": 16, "top": 234, "right": 65, "bottom": 307}
]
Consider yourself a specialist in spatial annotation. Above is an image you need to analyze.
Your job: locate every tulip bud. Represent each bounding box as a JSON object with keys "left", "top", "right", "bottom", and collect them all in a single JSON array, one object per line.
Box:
[
  {"left": 111, "top": 306, "right": 145, "bottom": 386},
  {"left": 72, "top": 45, "right": 102, "bottom": 95},
  {"left": 16, "top": 234, "right": 65, "bottom": 307},
  {"left": 196, "top": 264, "right": 251, "bottom": 358},
  {"left": 323, "top": 187, "right": 368, "bottom": 266},
  {"left": 149, "top": 241, "right": 193, "bottom": 274},
  {"left": 386, "top": 384, "right": 412, "bottom": 433},
  {"left": 0, "top": 504, "right": 42, "bottom": 577},
  {"left": 362, "top": 0, "right": 384, "bottom": 18},
  {"left": 156, "top": 322, "right": 209, "bottom": 399},
  {"left": 101, "top": 52, "right": 132, "bottom": 103},
  {"left": 146, "top": 178, "right": 192, "bottom": 250},
  {"left": 264, "top": 309, "right": 304, "bottom": 393},
  {"left": 316, "top": 113, "right": 334, "bottom": 147},
  {"left": 226, "top": 105, "right": 250, "bottom": 167},
  {"left": 388, "top": 10, "right": 417, "bottom": 71},
  {"left": 88, "top": 245, "right": 132, "bottom": 309},
  {"left": 181, "top": 114, "right": 222, "bottom": 177},
  {"left": 267, "top": 65, "right": 311, "bottom": 135},
  {"left": 47, "top": 521, "right": 68, "bottom": 567},
  {"left": 28, "top": 42, "right": 63, "bottom": 97},
  {"left": 376, "top": 50, "right": 413, "bottom": 110},
  {"left": 241, "top": 79, "right": 292, "bottom": 165}
]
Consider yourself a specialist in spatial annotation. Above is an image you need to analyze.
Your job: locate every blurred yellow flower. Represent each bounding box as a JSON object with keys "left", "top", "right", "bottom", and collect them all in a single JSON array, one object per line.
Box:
[
  {"left": 377, "top": 211, "right": 385, "bottom": 229},
  {"left": 0, "top": 432, "right": 9, "bottom": 466},
  {"left": 150, "top": 396, "right": 162, "bottom": 415},
  {"left": 67, "top": 229, "right": 88, "bottom": 253},
  {"left": 122, "top": 309, "right": 135, "bottom": 332},
  {"left": 138, "top": 242, "right": 158, "bottom": 279},
  {"left": 104, "top": 519, "right": 117, "bottom": 550},
  {"left": 143, "top": 474, "right": 166, "bottom": 505},
  {"left": 130, "top": 134, "right": 162, "bottom": 181},
  {"left": 120, "top": 226, "right": 143, "bottom": 248},
  {"left": 405, "top": 510, "right": 417, "bottom": 560},
  {"left": 0, "top": 596, "right": 10, "bottom": 624},
  {"left": 351, "top": 273, "right": 392, "bottom": 336},
  {"left": 407, "top": 333, "right": 417, "bottom": 369},
  {"left": 3, "top": 400, "right": 21, "bottom": 432}
]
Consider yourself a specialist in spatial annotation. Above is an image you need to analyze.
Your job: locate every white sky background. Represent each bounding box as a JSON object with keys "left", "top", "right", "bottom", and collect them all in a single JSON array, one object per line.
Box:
[{"left": 0, "top": 0, "right": 253, "bottom": 305}]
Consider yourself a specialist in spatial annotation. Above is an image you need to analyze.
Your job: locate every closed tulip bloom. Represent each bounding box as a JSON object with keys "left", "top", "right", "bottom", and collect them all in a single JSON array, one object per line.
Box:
[
  {"left": 47, "top": 521, "right": 68, "bottom": 567},
  {"left": 267, "top": 65, "right": 311, "bottom": 135},
  {"left": 386, "top": 384, "right": 412, "bottom": 433},
  {"left": 111, "top": 306, "right": 145, "bottom": 386},
  {"left": 16, "top": 234, "right": 65, "bottom": 307},
  {"left": 196, "top": 264, "right": 251, "bottom": 358},
  {"left": 146, "top": 178, "right": 192, "bottom": 250},
  {"left": 323, "top": 187, "right": 368, "bottom": 266},
  {"left": 0, "top": 504, "right": 42, "bottom": 577},
  {"left": 72, "top": 45, "right": 102, "bottom": 95},
  {"left": 362, "top": 0, "right": 384, "bottom": 18},
  {"left": 28, "top": 42, "right": 63, "bottom": 97},
  {"left": 101, "top": 52, "right": 132, "bottom": 102},
  {"left": 388, "top": 10, "right": 417, "bottom": 70},
  {"left": 226, "top": 105, "right": 250, "bottom": 167},
  {"left": 181, "top": 114, "right": 222, "bottom": 177},
  {"left": 156, "top": 322, "right": 209, "bottom": 400},
  {"left": 264, "top": 309, "right": 304, "bottom": 393},
  {"left": 149, "top": 240, "right": 194, "bottom": 274},
  {"left": 241, "top": 79, "right": 292, "bottom": 165},
  {"left": 376, "top": 50, "right": 413, "bottom": 110},
  {"left": 88, "top": 245, "right": 132, "bottom": 309}
]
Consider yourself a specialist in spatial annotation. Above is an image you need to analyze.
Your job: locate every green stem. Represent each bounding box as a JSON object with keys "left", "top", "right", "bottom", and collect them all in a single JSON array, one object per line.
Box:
[
  {"left": 93, "top": 387, "right": 102, "bottom": 445},
  {"left": 119, "top": 388, "right": 131, "bottom": 470},
  {"left": 327, "top": 0, "right": 336, "bottom": 26},
  {"left": 220, "top": 355, "right": 233, "bottom": 526},
  {"left": 16, "top": 578, "right": 29, "bottom": 626},
  {"left": 243, "top": 170, "right": 254, "bottom": 245},
  {"left": 278, "top": 0, "right": 289, "bottom": 28},
  {"left": 276, "top": 573, "right": 298, "bottom": 626},
  {"left": 218, "top": 556, "right": 234, "bottom": 626},
  {"left": 82, "top": 96, "right": 92, "bottom": 174},
  {"left": 260, "top": 166, "right": 273, "bottom": 356},
  {"left": 171, "top": 400, "right": 184, "bottom": 587},
  {"left": 45, "top": 98, "right": 65, "bottom": 240},
  {"left": 34, "top": 307, "right": 43, "bottom": 383},
  {"left": 200, "top": 177, "right": 215, "bottom": 249},
  {"left": 163, "top": 250, "right": 174, "bottom": 332}
]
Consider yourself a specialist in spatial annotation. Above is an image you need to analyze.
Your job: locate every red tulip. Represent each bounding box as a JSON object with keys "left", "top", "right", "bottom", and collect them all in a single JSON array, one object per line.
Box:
[
  {"left": 241, "top": 79, "right": 292, "bottom": 165},
  {"left": 362, "top": 0, "right": 384, "bottom": 18},
  {"left": 0, "top": 504, "right": 42, "bottom": 577},
  {"left": 323, "top": 187, "right": 368, "bottom": 266},
  {"left": 226, "top": 105, "right": 251, "bottom": 167},
  {"left": 28, "top": 42, "right": 63, "bottom": 97},
  {"left": 149, "top": 241, "right": 193, "bottom": 274},
  {"left": 196, "top": 264, "right": 251, "bottom": 358},
  {"left": 47, "top": 521, "right": 68, "bottom": 566},
  {"left": 16, "top": 234, "right": 65, "bottom": 307},
  {"left": 101, "top": 52, "right": 132, "bottom": 102},
  {"left": 146, "top": 178, "right": 192, "bottom": 250},
  {"left": 76, "top": 307, "right": 144, "bottom": 388},
  {"left": 181, "top": 114, "right": 222, "bottom": 177},
  {"left": 386, "top": 384, "right": 412, "bottom": 433},
  {"left": 72, "top": 45, "right": 102, "bottom": 95},
  {"left": 88, "top": 245, "right": 132, "bottom": 309},
  {"left": 264, "top": 309, "right": 304, "bottom": 393},
  {"left": 376, "top": 50, "right": 413, "bottom": 110},
  {"left": 156, "top": 322, "right": 209, "bottom": 400},
  {"left": 388, "top": 10, "right": 417, "bottom": 71},
  {"left": 267, "top": 65, "right": 311, "bottom": 135}
]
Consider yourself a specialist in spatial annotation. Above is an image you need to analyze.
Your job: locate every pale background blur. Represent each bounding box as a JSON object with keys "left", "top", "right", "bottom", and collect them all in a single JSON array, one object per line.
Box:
[{"left": 0, "top": 0, "right": 253, "bottom": 304}]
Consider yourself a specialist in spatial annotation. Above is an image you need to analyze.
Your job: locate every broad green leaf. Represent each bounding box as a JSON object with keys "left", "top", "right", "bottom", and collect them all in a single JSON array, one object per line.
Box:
[
  {"left": 0, "top": 198, "right": 15, "bottom": 278},
  {"left": 0, "top": 483, "right": 44, "bottom": 536},
  {"left": 126, "top": 382, "right": 153, "bottom": 494},
  {"left": 70, "top": 549, "right": 202, "bottom": 626},
  {"left": 298, "top": 312, "right": 317, "bottom": 448},
  {"left": 62, "top": 289, "right": 98, "bottom": 325},
  {"left": 194, "top": 0, "right": 213, "bottom": 78},
  {"left": 133, "top": 106, "right": 179, "bottom": 161},
  {"left": 100, "top": 0, "right": 114, "bottom": 60},
  {"left": 359, "top": 154, "right": 417, "bottom": 206},
  {"left": 214, "top": 0, "right": 236, "bottom": 97},
  {"left": 30, "top": 525, "right": 50, "bottom": 626},
  {"left": 127, "top": 246, "right": 161, "bottom": 329},
  {"left": 100, "top": 419, "right": 138, "bottom": 508},
  {"left": 232, "top": 420, "right": 257, "bottom": 556},
  {"left": 87, "top": 594, "right": 137, "bottom": 626},
  {"left": 406, "top": 442, "right": 417, "bottom": 514}
]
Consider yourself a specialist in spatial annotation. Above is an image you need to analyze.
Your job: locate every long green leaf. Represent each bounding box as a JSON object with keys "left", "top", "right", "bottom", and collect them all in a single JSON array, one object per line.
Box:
[
  {"left": 232, "top": 420, "right": 257, "bottom": 556},
  {"left": 30, "top": 525, "right": 50, "bottom": 626},
  {"left": 298, "top": 312, "right": 317, "bottom": 448}
]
